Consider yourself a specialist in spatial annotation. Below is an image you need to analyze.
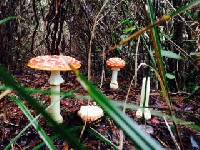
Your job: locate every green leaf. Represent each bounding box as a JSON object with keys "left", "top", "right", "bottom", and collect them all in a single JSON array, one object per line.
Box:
[
  {"left": 0, "top": 65, "right": 86, "bottom": 150},
  {"left": 88, "top": 127, "right": 118, "bottom": 150},
  {"left": 33, "top": 135, "right": 59, "bottom": 150},
  {"left": 113, "top": 100, "right": 200, "bottom": 133},
  {"left": 166, "top": 73, "right": 175, "bottom": 80},
  {"left": 0, "top": 16, "right": 16, "bottom": 25},
  {"left": 9, "top": 96, "right": 56, "bottom": 150},
  {"left": 170, "top": 0, "right": 200, "bottom": 18},
  {"left": 120, "top": 19, "right": 133, "bottom": 26},
  {"left": 33, "top": 126, "right": 81, "bottom": 150},
  {"left": 161, "top": 50, "right": 182, "bottom": 60},
  {"left": 75, "top": 71, "right": 164, "bottom": 150},
  {"left": 123, "top": 26, "right": 136, "bottom": 34}
]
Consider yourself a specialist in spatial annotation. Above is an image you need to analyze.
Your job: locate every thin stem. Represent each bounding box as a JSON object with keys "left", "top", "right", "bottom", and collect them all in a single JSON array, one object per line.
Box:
[
  {"left": 169, "top": 0, "right": 200, "bottom": 18},
  {"left": 119, "top": 63, "right": 147, "bottom": 150},
  {"left": 146, "top": 0, "right": 183, "bottom": 149},
  {"left": 134, "top": 36, "right": 141, "bottom": 87},
  {"left": 88, "top": 0, "right": 109, "bottom": 80}
]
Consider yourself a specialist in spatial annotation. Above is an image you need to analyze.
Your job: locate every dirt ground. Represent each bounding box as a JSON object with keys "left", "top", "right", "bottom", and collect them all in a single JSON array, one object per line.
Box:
[{"left": 0, "top": 70, "right": 200, "bottom": 150}]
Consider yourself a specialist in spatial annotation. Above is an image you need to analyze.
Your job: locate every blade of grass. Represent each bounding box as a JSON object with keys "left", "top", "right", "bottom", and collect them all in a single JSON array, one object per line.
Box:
[
  {"left": 88, "top": 127, "right": 118, "bottom": 150},
  {"left": 170, "top": 0, "right": 200, "bottom": 17},
  {"left": 33, "top": 135, "right": 59, "bottom": 150},
  {"left": 33, "top": 126, "right": 82, "bottom": 150},
  {"left": 0, "top": 65, "right": 86, "bottom": 150},
  {"left": 146, "top": 0, "right": 183, "bottom": 149},
  {"left": 9, "top": 96, "right": 56, "bottom": 150},
  {"left": 0, "top": 85, "right": 90, "bottom": 101},
  {"left": 108, "top": 0, "right": 200, "bottom": 52},
  {"left": 75, "top": 70, "right": 164, "bottom": 150},
  {"left": 5, "top": 114, "right": 41, "bottom": 150},
  {"left": 0, "top": 16, "right": 16, "bottom": 25},
  {"left": 113, "top": 100, "right": 200, "bottom": 132},
  {"left": 5, "top": 95, "right": 84, "bottom": 150}
]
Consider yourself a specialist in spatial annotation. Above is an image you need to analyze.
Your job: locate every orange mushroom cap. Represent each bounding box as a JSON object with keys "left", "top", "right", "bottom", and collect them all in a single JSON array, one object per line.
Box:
[
  {"left": 28, "top": 55, "right": 81, "bottom": 71},
  {"left": 106, "top": 57, "right": 125, "bottom": 69}
]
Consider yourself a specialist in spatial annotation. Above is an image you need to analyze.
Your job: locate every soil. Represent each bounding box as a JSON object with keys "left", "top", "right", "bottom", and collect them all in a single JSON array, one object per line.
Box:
[{"left": 0, "top": 70, "right": 200, "bottom": 150}]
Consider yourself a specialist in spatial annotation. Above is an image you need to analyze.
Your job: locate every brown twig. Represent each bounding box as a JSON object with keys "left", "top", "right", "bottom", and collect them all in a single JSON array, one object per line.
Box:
[{"left": 105, "top": 15, "right": 171, "bottom": 54}]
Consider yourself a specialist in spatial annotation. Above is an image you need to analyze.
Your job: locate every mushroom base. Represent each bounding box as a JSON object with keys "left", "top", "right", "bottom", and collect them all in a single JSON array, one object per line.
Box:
[
  {"left": 48, "top": 110, "right": 63, "bottom": 123},
  {"left": 110, "top": 82, "right": 119, "bottom": 89},
  {"left": 110, "top": 69, "right": 120, "bottom": 89}
]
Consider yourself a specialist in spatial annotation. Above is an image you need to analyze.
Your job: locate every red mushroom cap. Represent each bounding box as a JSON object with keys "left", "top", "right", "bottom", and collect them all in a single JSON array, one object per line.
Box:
[
  {"left": 106, "top": 57, "right": 125, "bottom": 69},
  {"left": 28, "top": 55, "right": 81, "bottom": 71}
]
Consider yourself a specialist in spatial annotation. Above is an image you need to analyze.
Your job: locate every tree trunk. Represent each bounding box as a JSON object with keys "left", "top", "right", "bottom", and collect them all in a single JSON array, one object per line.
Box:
[{"left": 0, "top": 0, "right": 19, "bottom": 73}]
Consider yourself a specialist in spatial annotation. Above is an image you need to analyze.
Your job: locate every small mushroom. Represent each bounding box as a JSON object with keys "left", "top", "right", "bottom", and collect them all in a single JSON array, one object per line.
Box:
[
  {"left": 106, "top": 57, "right": 125, "bottom": 89},
  {"left": 136, "top": 76, "right": 151, "bottom": 120},
  {"left": 78, "top": 105, "right": 104, "bottom": 123},
  {"left": 28, "top": 55, "right": 81, "bottom": 123}
]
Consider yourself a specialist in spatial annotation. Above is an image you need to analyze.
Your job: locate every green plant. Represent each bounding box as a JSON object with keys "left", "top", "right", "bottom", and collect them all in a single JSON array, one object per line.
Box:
[{"left": 1, "top": 0, "right": 200, "bottom": 148}]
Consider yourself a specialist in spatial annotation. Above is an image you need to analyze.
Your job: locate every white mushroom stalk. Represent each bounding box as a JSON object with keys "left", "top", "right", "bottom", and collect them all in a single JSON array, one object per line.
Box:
[
  {"left": 110, "top": 68, "right": 120, "bottom": 89},
  {"left": 136, "top": 76, "right": 151, "bottom": 120},
  {"left": 106, "top": 57, "right": 125, "bottom": 89},
  {"left": 48, "top": 71, "right": 64, "bottom": 123}
]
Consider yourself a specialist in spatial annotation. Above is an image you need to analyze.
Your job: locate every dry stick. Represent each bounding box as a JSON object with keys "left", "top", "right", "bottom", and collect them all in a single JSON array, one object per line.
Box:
[
  {"left": 155, "top": 136, "right": 169, "bottom": 148},
  {"left": 96, "top": 0, "right": 124, "bottom": 24},
  {"left": 80, "top": 121, "right": 87, "bottom": 138},
  {"left": 0, "top": 90, "right": 11, "bottom": 100},
  {"left": 134, "top": 36, "right": 141, "bottom": 87},
  {"left": 100, "top": 48, "right": 106, "bottom": 88},
  {"left": 165, "top": 0, "right": 195, "bottom": 34},
  {"left": 163, "top": 116, "right": 181, "bottom": 150},
  {"left": 87, "top": 0, "right": 109, "bottom": 80},
  {"left": 118, "top": 63, "right": 146, "bottom": 150},
  {"left": 147, "top": 64, "right": 183, "bottom": 149},
  {"left": 106, "top": 15, "right": 171, "bottom": 54},
  {"left": 166, "top": 38, "right": 192, "bottom": 58}
]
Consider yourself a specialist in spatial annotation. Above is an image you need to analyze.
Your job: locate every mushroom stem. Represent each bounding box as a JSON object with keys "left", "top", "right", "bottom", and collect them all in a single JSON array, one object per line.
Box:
[
  {"left": 144, "top": 77, "right": 151, "bottom": 120},
  {"left": 110, "top": 68, "right": 120, "bottom": 89},
  {"left": 48, "top": 71, "right": 64, "bottom": 123},
  {"left": 136, "top": 77, "right": 151, "bottom": 120}
]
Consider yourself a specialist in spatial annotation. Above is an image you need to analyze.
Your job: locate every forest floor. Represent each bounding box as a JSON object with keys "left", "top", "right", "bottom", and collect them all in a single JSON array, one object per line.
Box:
[{"left": 0, "top": 70, "right": 200, "bottom": 150}]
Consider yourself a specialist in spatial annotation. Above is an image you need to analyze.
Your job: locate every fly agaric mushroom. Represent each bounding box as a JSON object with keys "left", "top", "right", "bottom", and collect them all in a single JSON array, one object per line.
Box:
[
  {"left": 106, "top": 57, "right": 125, "bottom": 89},
  {"left": 78, "top": 105, "right": 104, "bottom": 123},
  {"left": 28, "top": 55, "right": 81, "bottom": 123}
]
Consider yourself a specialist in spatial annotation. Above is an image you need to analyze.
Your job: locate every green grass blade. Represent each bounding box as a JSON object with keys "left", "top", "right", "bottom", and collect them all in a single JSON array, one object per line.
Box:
[
  {"left": 88, "top": 127, "right": 118, "bottom": 150},
  {"left": 146, "top": 1, "right": 182, "bottom": 148},
  {"left": 0, "top": 65, "right": 86, "bottom": 150},
  {"left": 4, "top": 114, "right": 40, "bottom": 150},
  {"left": 170, "top": 0, "right": 200, "bottom": 17},
  {"left": 75, "top": 71, "right": 164, "bottom": 150},
  {"left": 114, "top": 100, "right": 200, "bottom": 133},
  {"left": 33, "top": 126, "right": 82, "bottom": 150},
  {"left": 113, "top": 0, "right": 200, "bottom": 50},
  {"left": 0, "top": 16, "right": 16, "bottom": 25},
  {"left": 8, "top": 96, "right": 56, "bottom": 150},
  {"left": 146, "top": 0, "right": 171, "bottom": 107},
  {"left": 33, "top": 135, "right": 59, "bottom": 150}
]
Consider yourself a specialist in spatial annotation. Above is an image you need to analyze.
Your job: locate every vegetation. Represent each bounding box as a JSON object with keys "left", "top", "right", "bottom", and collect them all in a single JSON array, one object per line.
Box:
[{"left": 0, "top": 0, "right": 200, "bottom": 149}]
